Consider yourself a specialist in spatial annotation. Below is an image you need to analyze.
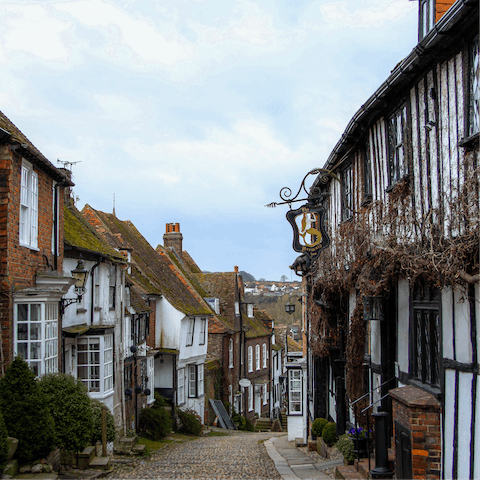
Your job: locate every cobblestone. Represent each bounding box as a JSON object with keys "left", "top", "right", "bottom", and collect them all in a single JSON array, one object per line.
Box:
[{"left": 107, "top": 432, "right": 283, "bottom": 479}]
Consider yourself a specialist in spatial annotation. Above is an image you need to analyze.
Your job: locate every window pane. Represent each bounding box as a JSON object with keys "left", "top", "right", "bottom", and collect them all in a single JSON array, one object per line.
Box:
[
  {"left": 17, "top": 323, "right": 28, "bottom": 340},
  {"left": 30, "top": 323, "right": 40, "bottom": 340},
  {"left": 18, "top": 304, "right": 28, "bottom": 322},
  {"left": 30, "top": 342, "right": 41, "bottom": 359},
  {"left": 17, "top": 343, "right": 28, "bottom": 359},
  {"left": 30, "top": 304, "right": 40, "bottom": 322}
]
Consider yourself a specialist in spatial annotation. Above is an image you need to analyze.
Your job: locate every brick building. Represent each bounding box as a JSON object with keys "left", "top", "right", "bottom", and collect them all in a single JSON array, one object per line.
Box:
[{"left": 0, "top": 111, "right": 73, "bottom": 377}]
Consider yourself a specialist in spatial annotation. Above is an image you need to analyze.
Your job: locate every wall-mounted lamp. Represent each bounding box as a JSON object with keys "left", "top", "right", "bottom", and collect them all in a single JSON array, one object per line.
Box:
[
  {"left": 285, "top": 303, "right": 295, "bottom": 315},
  {"left": 363, "top": 295, "right": 385, "bottom": 321},
  {"left": 60, "top": 260, "right": 90, "bottom": 315}
]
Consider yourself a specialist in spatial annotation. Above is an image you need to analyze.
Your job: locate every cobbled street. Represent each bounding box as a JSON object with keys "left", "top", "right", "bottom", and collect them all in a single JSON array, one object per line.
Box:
[{"left": 107, "top": 432, "right": 283, "bottom": 479}]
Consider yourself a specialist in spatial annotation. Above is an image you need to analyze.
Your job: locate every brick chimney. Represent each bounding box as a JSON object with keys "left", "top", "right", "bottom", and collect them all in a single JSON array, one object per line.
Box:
[{"left": 163, "top": 223, "right": 183, "bottom": 256}]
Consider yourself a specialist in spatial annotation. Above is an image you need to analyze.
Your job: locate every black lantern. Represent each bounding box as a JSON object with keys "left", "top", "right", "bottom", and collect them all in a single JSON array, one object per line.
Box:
[
  {"left": 60, "top": 260, "right": 90, "bottom": 314},
  {"left": 363, "top": 296, "right": 384, "bottom": 321},
  {"left": 285, "top": 303, "right": 295, "bottom": 315},
  {"left": 71, "top": 259, "right": 89, "bottom": 297}
]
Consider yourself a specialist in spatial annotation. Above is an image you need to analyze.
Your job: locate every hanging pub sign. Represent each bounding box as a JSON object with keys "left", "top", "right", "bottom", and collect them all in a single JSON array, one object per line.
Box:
[{"left": 286, "top": 203, "right": 330, "bottom": 260}]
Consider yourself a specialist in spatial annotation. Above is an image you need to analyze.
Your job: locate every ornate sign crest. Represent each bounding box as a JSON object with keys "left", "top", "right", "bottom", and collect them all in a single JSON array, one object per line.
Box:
[{"left": 286, "top": 203, "right": 330, "bottom": 260}]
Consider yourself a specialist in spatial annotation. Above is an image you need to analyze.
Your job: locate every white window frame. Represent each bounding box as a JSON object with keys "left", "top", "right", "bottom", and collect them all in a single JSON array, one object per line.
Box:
[
  {"left": 255, "top": 344, "right": 260, "bottom": 370},
  {"left": 248, "top": 386, "right": 253, "bottom": 411},
  {"left": 147, "top": 356, "right": 155, "bottom": 404},
  {"left": 199, "top": 318, "right": 206, "bottom": 345},
  {"left": 77, "top": 334, "right": 114, "bottom": 396},
  {"left": 263, "top": 384, "right": 268, "bottom": 405},
  {"left": 186, "top": 318, "right": 195, "bottom": 346},
  {"left": 108, "top": 264, "right": 116, "bottom": 310},
  {"left": 288, "top": 369, "right": 302, "bottom": 415},
  {"left": 387, "top": 104, "right": 407, "bottom": 186},
  {"left": 262, "top": 343, "right": 267, "bottom": 369},
  {"left": 228, "top": 338, "right": 234, "bottom": 368},
  {"left": 188, "top": 364, "right": 197, "bottom": 398},
  {"left": 177, "top": 368, "right": 185, "bottom": 405},
  {"left": 19, "top": 160, "right": 38, "bottom": 249},
  {"left": 51, "top": 182, "right": 59, "bottom": 255},
  {"left": 14, "top": 302, "right": 58, "bottom": 377},
  {"left": 469, "top": 36, "right": 480, "bottom": 137},
  {"left": 248, "top": 346, "right": 253, "bottom": 372},
  {"left": 419, "top": 0, "right": 435, "bottom": 40}
]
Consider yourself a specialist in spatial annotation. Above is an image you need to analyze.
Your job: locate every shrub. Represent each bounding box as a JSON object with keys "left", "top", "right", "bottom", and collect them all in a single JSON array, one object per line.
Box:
[
  {"left": 138, "top": 407, "right": 171, "bottom": 440},
  {"left": 0, "top": 409, "right": 8, "bottom": 473},
  {"left": 335, "top": 434, "right": 355, "bottom": 464},
  {"left": 90, "top": 399, "right": 116, "bottom": 445},
  {"left": 175, "top": 408, "right": 202, "bottom": 436},
  {"left": 322, "top": 422, "right": 337, "bottom": 446},
  {"left": 153, "top": 393, "right": 170, "bottom": 408},
  {"left": 311, "top": 418, "right": 328, "bottom": 438},
  {"left": 0, "top": 358, "right": 55, "bottom": 463},
  {"left": 39, "top": 373, "right": 94, "bottom": 453},
  {"left": 231, "top": 412, "right": 254, "bottom": 431}
]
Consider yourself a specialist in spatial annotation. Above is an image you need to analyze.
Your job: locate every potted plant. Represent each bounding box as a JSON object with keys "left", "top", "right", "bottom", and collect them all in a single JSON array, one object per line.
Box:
[
  {"left": 348, "top": 426, "right": 371, "bottom": 458},
  {"left": 335, "top": 434, "right": 355, "bottom": 465}
]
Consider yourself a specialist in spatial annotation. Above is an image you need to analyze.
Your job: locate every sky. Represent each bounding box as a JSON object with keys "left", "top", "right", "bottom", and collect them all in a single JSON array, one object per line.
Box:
[{"left": 0, "top": 0, "right": 419, "bottom": 281}]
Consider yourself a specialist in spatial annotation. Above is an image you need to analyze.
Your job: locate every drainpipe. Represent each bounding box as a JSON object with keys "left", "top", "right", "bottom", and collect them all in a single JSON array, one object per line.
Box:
[
  {"left": 53, "top": 184, "right": 59, "bottom": 271},
  {"left": 90, "top": 261, "right": 100, "bottom": 326}
]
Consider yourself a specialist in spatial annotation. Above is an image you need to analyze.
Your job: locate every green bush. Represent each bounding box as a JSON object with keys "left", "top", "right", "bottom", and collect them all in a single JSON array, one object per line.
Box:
[
  {"left": 138, "top": 407, "right": 171, "bottom": 440},
  {"left": 175, "top": 408, "right": 202, "bottom": 436},
  {"left": 0, "top": 409, "right": 8, "bottom": 473},
  {"left": 335, "top": 434, "right": 355, "bottom": 463},
  {"left": 231, "top": 412, "right": 254, "bottom": 431},
  {"left": 90, "top": 399, "right": 116, "bottom": 445},
  {"left": 153, "top": 393, "right": 170, "bottom": 408},
  {"left": 311, "top": 418, "right": 328, "bottom": 438},
  {"left": 322, "top": 422, "right": 337, "bottom": 446},
  {"left": 0, "top": 358, "right": 55, "bottom": 463},
  {"left": 39, "top": 373, "right": 94, "bottom": 453}
]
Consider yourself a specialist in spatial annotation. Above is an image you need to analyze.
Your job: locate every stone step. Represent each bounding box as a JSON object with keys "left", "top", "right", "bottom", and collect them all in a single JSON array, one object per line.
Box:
[
  {"left": 77, "top": 445, "right": 96, "bottom": 469},
  {"left": 90, "top": 456, "right": 111, "bottom": 470},
  {"left": 132, "top": 444, "right": 146, "bottom": 455}
]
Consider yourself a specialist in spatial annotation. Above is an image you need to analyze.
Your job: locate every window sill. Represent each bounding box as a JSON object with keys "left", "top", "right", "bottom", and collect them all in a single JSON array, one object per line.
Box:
[
  {"left": 19, "top": 243, "right": 39, "bottom": 251},
  {"left": 94, "top": 307, "right": 102, "bottom": 312},
  {"left": 76, "top": 308, "right": 87, "bottom": 314},
  {"left": 458, "top": 132, "right": 479, "bottom": 150}
]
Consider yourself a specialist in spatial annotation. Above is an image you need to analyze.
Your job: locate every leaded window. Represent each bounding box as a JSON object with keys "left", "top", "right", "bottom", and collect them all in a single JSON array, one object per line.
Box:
[
  {"left": 469, "top": 36, "right": 480, "bottom": 137},
  {"left": 341, "top": 163, "right": 353, "bottom": 221},
  {"left": 411, "top": 285, "right": 441, "bottom": 389},
  {"left": 387, "top": 105, "right": 408, "bottom": 186}
]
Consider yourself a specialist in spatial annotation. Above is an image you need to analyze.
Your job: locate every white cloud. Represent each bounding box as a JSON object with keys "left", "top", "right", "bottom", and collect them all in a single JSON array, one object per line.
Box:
[
  {"left": 91, "top": 94, "right": 142, "bottom": 122},
  {"left": 55, "top": 0, "right": 195, "bottom": 67},
  {"left": 1, "top": 3, "right": 73, "bottom": 63}
]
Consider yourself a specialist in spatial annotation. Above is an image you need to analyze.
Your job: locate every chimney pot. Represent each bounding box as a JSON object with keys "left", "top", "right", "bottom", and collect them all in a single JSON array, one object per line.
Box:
[{"left": 234, "top": 266, "right": 239, "bottom": 273}]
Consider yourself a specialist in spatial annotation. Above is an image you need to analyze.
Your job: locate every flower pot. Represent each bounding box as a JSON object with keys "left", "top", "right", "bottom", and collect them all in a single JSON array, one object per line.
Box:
[{"left": 351, "top": 437, "right": 369, "bottom": 458}]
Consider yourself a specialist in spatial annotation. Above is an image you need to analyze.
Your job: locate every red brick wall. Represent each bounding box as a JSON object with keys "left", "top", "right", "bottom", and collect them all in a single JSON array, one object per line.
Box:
[
  {"left": 146, "top": 299, "right": 156, "bottom": 348},
  {"left": 390, "top": 385, "right": 441, "bottom": 480},
  {"left": 0, "top": 148, "right": 66, "bottom": 371}
]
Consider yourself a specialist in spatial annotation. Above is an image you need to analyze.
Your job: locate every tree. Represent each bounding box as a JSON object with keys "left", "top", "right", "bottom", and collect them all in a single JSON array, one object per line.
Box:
[
  {"left": 280, "top": 275, "right": 288, "bottom": 282},
  {"left": 39, "top": 374, "right": 94, "bottom": 453},
  {"left": 238, "top": 271, "right": 255, "bottom": 282},
  {"left": 0, "top": 358, "right": 55, "bottom": 463},
  {"left": 0, "top": 409, "right": 9, "bottom": 472}
]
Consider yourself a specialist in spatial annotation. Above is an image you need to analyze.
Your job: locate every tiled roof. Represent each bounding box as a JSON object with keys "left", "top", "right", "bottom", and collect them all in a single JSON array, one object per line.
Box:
[
  {"left": 0, "top": 111, "right": 73, "bottom": 185},
  {"left": 129, "top": 284, "right": 151, "bottom": 314},
  {"left": 244, "top": 313, "right": 271, "bottom": 339},
  {"left": 287, "top": 336, "right": 303, "bottom": 352},
  {"left": 82, "top": 205, "right": 212, "bottom": 316},
  {"left": 64, "top": 204, "right": 124, "bottom": 261},
  {"left": 196, "top": 272, "right": 236, "bottom": 329}
]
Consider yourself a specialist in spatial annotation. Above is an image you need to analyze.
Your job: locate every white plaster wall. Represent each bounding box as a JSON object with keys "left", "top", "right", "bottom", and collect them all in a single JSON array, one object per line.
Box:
[
  {"left": 457, "top": 372, "right": 473, "bottom": 480},
  {"left": 371, "top": 321, "right": 381, "bottom": 366},
  {"left": 397, "top": 278, "right": 410, "bottom": 372},
  {"left": 442, "top": 286, "right": 454, "bottom": 360},
  {"left": 156, "top": 297, "right": 183, "bottom": 349},
  {"left": 454, "top": 288, "right": 472, "bottom": 364},
  {"left": 180, "top": 316, "right": 208, "bottom": 362},
  {"left": 443, "top": 369, "right": 456, "bottom": 480},
  {"left": 287, "top": 415, "right": 304, "bottom": 442}
]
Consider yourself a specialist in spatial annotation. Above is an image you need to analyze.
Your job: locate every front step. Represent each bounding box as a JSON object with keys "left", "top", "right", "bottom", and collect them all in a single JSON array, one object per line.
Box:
[
  {"left": 254, "top": 418, "right": 271, "bottom": 432},
  {"left": 77, "top": 445, "right": 95, "bottom": 469},
  {"left": 90, "top": 455, "right": 111, "bottom": 470},
  {"left": 114, "top": 436, "right": 138, "bottom": 455}
]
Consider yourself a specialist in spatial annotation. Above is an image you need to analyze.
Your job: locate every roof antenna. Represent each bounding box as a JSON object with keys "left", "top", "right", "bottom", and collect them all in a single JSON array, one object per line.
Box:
[
  {"left": 57, "top": 158, "right": 81, "bottom": 172},
  {"left": 113, "top": 193, "right": 116, "bottom": 217}
]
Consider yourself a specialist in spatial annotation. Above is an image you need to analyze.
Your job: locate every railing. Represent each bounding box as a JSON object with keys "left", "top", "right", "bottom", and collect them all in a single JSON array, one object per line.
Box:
[{"left": 350, "top": 377, "right": 396, "bottom": 470}]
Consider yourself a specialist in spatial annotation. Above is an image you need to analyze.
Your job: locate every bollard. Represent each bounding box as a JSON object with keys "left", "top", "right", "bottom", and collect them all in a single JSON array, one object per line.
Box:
[{"left": 370, "top": 412, "right": 394, "bottom": 479}]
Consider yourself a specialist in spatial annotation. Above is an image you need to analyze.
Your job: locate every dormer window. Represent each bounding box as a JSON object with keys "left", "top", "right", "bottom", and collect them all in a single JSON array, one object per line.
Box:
[{"left": 419, "top": 0, "right": 435, "bottom": 40}]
